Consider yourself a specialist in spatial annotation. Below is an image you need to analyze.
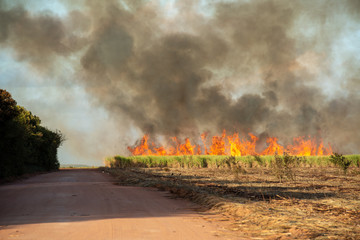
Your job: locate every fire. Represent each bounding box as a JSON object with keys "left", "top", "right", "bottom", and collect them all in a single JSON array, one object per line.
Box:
[
  {"left": 287, "top": 137, "right": 332, "bottom": 156},
  {"left": 201, "top": 133, "right": 209, "bottom": 155},
  {"left": 127, "top": 134, "right": 153, "bottom": 155},
  {"left": 227, "top": 133, "right": 258, "bottom": 156},
  {"left": 288, "top": 136, "right": 315, "bottom": 156},
  {"left": 128, "top": 131, "right": 333, "bottom": 156},
  {"left": 209, "top": 130, "right": 226, "bottom": 155},
  {"left": 261, "top": 137, "right": 284, "bottom": 155}
]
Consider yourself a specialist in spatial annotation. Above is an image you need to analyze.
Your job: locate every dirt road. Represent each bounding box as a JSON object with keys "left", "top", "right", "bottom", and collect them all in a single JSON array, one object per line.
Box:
[{"left": 0, "top": 169, "right": 237, "bottom": 240}]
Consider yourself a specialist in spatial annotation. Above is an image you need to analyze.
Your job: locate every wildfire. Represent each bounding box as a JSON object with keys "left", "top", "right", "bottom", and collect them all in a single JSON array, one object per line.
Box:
[
  {"left": 127, "top": 131, "right": 333, "bottom": 156},
  {"left": 227, "top": 133, "right": 258, "bottom": 156},
  {"left": 261, "top": 137, "right": 284, "bottom": 155}
]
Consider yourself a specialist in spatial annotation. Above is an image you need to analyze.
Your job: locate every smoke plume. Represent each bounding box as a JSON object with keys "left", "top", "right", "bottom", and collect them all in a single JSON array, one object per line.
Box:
[{"left": 1, "top": 0, "right": 359, "bottom": 156}]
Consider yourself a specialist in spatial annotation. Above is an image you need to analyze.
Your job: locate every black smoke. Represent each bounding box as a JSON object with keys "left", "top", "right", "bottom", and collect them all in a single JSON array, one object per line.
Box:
[{"left": 1, "top": 0, "right": 359, "bottom": 154}]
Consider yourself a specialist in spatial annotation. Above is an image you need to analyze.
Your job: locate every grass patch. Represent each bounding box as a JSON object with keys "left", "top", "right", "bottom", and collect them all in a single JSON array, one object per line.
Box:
[{"left": 106, "top": 154, "right": 360, "bottom": 170}]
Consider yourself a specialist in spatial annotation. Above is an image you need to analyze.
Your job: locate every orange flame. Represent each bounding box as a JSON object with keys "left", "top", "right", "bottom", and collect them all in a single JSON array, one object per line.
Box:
[
  {"left": 209, "top": 130, "right": 226, "bottom": 155},
  {"left": 227, "top": 133, "right": 258, "bottom": 156},
  {"left": 127, "top": 134, "right": 153, "bottom": 155},
  {"left": 261, "top": 137, "right": 284, "bottom": 155},
  {"left": 128, "top": 132, "right": 333, "bottom": 156},
  {"left": 287, "top": 136, "right": 333, "bottom": 156},
  {"left": 201, "top": 132, "right": 209, "bottom": 155}
]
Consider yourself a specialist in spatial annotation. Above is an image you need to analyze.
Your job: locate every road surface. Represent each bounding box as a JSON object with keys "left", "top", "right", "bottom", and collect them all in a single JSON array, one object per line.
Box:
[{"left": 0, "top": 169, "right": 237, "bottom": 240}]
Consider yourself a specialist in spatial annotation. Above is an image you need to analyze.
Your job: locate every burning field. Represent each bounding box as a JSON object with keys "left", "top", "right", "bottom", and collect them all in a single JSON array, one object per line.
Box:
[
  {"left": 110, "top": 124, "right": 360, "bottom": 238},
  {"left": 111, "top": 131, "right": 360, "bottom": 239},
  {"left": 127, "top": 132, "right": 333, "bottom": 156}
]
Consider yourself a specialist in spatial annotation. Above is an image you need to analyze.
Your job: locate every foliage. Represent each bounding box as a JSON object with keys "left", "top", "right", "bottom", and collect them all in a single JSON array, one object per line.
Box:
[
  {"left": 106, "top": 154, "right": 360, "bottom": 171},
  {"left": 344, "top": 155, "right": 360, "bottom": 168},
  {"left": 253, "top": 154, "right": 264, "bottom": 166},
  {"left": 0, "top": 89, "right": 64, "bottom": 179},
  {"left": 270, "top": 153, "right": 300, "bottom": 182},
  {"left": 329, "top": 153, "right": 351, "bottom": 174},
  {"left": 0, "top": 89, "right": 19, "bottom": 122}
]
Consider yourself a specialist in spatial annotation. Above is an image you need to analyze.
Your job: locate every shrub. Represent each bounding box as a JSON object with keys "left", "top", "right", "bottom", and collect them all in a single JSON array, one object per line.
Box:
[
  {"left": 199, "top": 157, "right": 208, "bottom": 168},
  {"left": 329, "top": 153, "right": 351, "bottom": 174},
  {"left": 223, "top": 156, "right": 236, "bottom": 169},
  {"left": 253, "top": 155, "right": 264, "bottom": 166},
  {"left": 270, "top": 153, "right": 299, "bottom": 182}
]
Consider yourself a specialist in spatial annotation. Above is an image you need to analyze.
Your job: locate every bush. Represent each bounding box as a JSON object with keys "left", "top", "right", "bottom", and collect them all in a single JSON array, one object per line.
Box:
[
  {"left": 329, "top": 153, "right": 351, "bottom": 174},
  {"left": 270, "top": 153, "right": 299, "bottom": 182},
  {"left": 253, "top": 155, "right": 264, "bottom": 166}
]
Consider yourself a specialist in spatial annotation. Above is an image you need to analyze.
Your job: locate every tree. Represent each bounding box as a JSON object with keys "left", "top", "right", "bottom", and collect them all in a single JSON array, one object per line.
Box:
[
  {"left": 0, "top": 89, "right": 64, "bottom": 179},
  {"left": 0, "top": 89, "right": 19, "bottom": 122}
]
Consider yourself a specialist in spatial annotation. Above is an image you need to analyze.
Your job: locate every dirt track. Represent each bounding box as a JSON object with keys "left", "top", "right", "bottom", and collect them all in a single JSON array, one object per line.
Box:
[{"left": 0, "top": 169, "right": 236, "bottom": 240}]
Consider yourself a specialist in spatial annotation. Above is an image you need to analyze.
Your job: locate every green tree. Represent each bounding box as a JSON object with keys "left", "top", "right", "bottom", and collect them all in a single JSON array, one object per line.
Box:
[
  {"left": 0, "top": 89, "right": 64, "bottom": 179},
  {"left": 0, "top": 89, "right": 19, "bottom": 122}
]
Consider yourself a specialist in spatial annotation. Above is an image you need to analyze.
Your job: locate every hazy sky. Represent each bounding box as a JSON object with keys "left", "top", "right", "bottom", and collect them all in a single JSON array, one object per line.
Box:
[{"left": 1, "top": 0, "right": 359, "bottom": 166}]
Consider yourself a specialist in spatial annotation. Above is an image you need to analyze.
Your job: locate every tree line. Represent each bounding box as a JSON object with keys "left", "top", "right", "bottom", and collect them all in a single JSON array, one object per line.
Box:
[{"left": 0, "top": 89, "right": 64, "bottom": 179}]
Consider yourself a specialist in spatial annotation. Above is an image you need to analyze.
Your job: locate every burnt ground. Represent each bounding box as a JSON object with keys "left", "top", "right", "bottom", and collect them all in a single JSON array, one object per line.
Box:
[{"left": 107, "top": 165, "right": 360, "bottom": 239}]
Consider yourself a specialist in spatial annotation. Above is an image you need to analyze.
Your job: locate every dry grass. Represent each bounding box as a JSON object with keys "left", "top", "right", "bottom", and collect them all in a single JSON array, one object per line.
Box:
[{"left": 104, "top": 157, "right": 360, "bottom": 239}]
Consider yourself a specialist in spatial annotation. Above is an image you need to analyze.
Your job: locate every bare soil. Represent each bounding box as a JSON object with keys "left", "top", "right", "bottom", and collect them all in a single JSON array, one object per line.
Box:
[
  {"left": 107, "top": 166, "right": 360, "bottom": 239},
  {"left": 0, "top": 169, "right": 242, "bottom": 240}
]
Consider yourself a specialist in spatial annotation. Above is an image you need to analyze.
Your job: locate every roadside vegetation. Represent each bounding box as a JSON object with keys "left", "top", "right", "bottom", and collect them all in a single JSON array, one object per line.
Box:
[
  {"left": 105, "top": 153, "right": 360, "bottom": 239},
  {"left": 0, "top": 89, "right": 64, "bottom": 180}
]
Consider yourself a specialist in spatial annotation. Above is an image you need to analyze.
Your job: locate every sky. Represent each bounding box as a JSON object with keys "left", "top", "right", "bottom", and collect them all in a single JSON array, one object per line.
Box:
[{"left": 0, "top": 0, "right": 359, "bottom": 166}]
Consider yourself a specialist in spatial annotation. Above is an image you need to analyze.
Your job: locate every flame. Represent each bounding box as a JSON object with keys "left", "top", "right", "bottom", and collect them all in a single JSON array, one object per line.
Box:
[
  {"left": 127, "top": 134, "right": 153, "bottom": 155},
  {"left": 288, "top": 136, "right": 315, "bottom": 156},
  {"left": 287, "top": 136, "right": 333, "bottom": 156},
  {"left": 201, "top": 132, "right": 209, "bottom": 155},
  {"left": 227, "top": 133, "right": 258, "bottom": 156},
  {"left": 261, "top": 137, "right": 284, "bottom": 155},
  {"left": 127, "top": 131, "right": 333, "bottom": 156},
  {"left": 209, "top": 130, "right": 226, "bottom": 155}
]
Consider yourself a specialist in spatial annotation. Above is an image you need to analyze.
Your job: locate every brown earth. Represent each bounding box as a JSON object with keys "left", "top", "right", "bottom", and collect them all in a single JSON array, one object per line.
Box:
[
  {"left": 0, "top": 169, "right": 241, "bottom": 240},
  {"left": 106, "top": 166, "right": 360, "bottom": 239}
]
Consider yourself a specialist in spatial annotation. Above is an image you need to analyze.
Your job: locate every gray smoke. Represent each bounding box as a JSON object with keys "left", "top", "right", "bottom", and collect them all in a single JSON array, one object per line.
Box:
[{"left": 1, "top": 0, "right": 359, "bottom": 154}]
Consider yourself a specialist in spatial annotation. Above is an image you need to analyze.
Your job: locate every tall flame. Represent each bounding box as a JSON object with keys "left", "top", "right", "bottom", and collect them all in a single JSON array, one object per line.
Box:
[
  {"left": 209, "top": 130, "right": 226, "bottom": 155},
  {"left": 227, "top": 133, "right": 258, "bottom": 156},
  {"left": 128, "top": 131, "right": 333, "bottom": 156},
  {"left": 127, "top": 134, "right": 153, "bottom": 155},
  {"left": 261, "top": 137, "right": 284, "bottom": 155}
]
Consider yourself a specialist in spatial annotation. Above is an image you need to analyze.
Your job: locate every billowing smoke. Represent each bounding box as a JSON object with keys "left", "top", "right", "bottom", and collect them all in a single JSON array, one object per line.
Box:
[{"left": 1, "top": 0, "right": 359, "bottom": 156}]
